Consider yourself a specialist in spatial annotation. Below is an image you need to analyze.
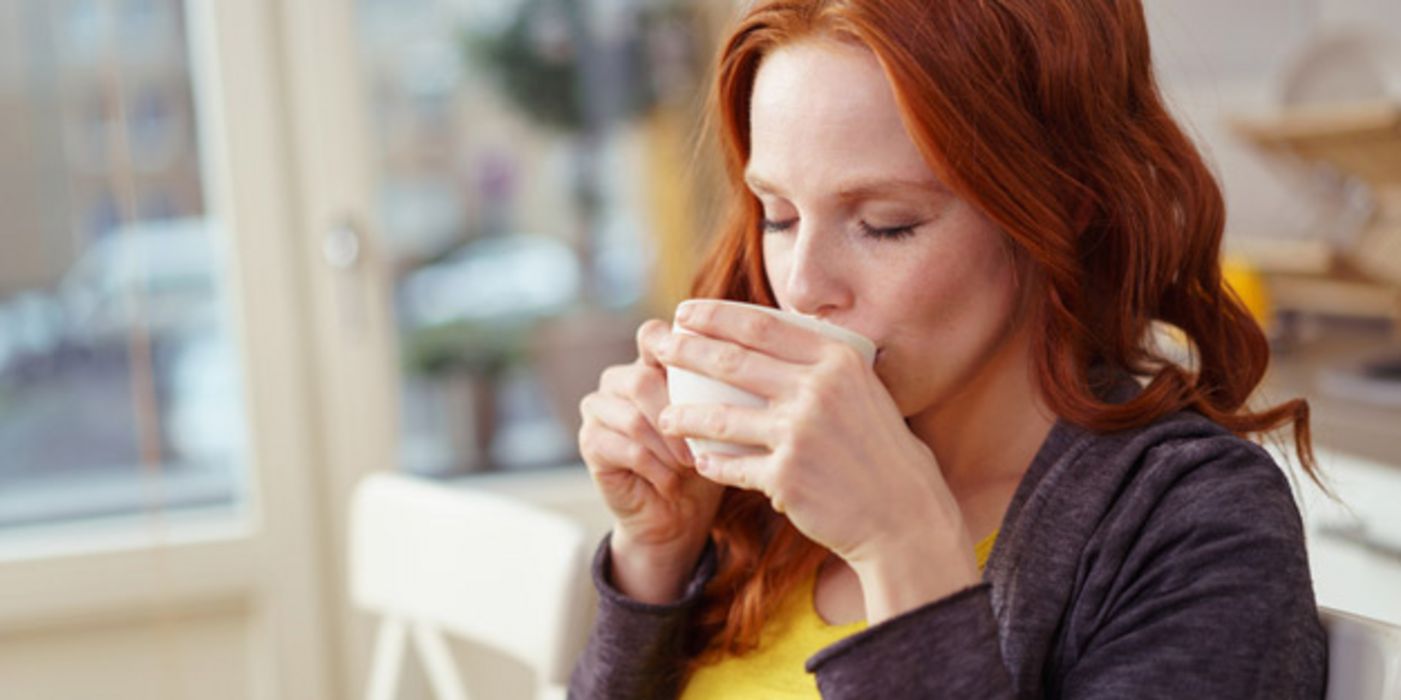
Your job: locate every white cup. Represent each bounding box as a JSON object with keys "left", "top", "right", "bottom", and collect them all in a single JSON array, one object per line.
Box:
[{"left": 665, "top": 300, "right": 876, "bottom": 456}]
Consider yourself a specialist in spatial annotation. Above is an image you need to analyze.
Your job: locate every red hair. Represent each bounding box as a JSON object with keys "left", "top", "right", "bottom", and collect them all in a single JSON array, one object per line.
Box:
[{"left": 683, "top": 0, "right": 1320, "bottom": 672}]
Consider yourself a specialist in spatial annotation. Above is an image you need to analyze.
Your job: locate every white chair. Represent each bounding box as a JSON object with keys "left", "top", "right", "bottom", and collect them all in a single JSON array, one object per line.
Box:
[
  {"left": 350, "top": 472, "right": 595, "bottom": 700},
  {"left": 1320, "top": 607, "right": 1401, "bottom": 700}
]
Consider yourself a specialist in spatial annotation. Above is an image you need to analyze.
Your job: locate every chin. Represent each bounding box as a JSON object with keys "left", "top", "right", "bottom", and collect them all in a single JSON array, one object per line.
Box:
[
  {"left": 874, "top": 367, "right": 915, "bottom": 416},
  {"left": 880, "top": 365, "right": 944, "bottom": 420}
]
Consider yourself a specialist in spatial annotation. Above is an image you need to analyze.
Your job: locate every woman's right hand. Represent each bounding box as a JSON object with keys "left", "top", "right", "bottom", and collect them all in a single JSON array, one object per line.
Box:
[{"left": 578, "top": 319, "right": 726, "bottom": 602}]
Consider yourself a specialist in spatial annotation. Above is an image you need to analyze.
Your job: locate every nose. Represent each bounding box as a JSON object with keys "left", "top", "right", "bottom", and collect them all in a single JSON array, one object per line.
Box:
[{"left": 780, "top": 222, "right": 852, "bottom": 318}]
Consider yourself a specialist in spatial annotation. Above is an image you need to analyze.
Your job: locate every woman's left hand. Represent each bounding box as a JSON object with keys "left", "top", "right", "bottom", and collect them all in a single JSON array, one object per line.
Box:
[{"left": 656, "top": 301, "right": 979, "bottom": 604}]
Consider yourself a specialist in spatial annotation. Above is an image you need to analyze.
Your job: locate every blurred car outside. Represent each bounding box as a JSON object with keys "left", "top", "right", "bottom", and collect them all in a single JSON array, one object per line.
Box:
[
  {"left": 1, "top": 216, "right": 244, "bottom": 478},
  {"left": 0, "top": 292, "right": 69, "bottom": 381},
  {"left": 58, "top": 216, "right": 221, "bottom": 351},
  {"left": 397, "top": 232, "right": 583, "bottom": 330}
]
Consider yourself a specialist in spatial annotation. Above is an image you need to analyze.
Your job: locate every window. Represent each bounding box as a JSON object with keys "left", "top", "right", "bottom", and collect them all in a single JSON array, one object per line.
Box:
[{"left": 0, "top": 0, "right": 246, "bottom": 531}]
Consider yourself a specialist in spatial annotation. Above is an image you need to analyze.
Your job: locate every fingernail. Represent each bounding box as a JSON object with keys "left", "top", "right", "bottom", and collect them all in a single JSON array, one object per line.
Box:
[
  {"left": 694, "top": 453, "right": 710, "bottom": 474},
  {"left": 658, "top": 410, "right": 673, "bottom": 432},
  {"left": 676, "top": 301, "right": 695, "bottom": 323}
]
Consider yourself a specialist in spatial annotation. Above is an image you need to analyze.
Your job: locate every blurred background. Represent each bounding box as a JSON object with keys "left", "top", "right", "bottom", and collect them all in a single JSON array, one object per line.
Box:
[{"left": 0, "top": 0, "right": 1398, "bottom": 698}]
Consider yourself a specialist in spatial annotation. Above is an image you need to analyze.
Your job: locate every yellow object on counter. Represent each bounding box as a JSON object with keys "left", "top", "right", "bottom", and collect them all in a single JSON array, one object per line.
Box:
[{"left": 1222, "top": 254, "right": 1273, "bottom": 331}]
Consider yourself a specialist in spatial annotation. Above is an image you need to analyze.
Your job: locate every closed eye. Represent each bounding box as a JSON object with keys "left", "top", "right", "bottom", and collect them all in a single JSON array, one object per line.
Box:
[
  {"left": 859, "top": 221, "right": 920, "bottom": 240},
  {"left": 761, "top": 218, "right": 922, "bottom": 240},
  {"left": 761, "top": 218, "right": 796, "bottom": 233}
]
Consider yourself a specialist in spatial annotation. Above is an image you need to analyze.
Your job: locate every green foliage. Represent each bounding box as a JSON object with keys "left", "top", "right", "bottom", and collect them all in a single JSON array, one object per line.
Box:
[
  {"left": 463, "top": 0, "right": 672, "bottom": 133},
  {"left": 401, "top": 319, "right": 531, "bottom": 377}
]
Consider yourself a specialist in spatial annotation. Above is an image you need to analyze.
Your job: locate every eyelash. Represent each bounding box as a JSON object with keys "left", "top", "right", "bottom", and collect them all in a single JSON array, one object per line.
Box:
[
  {"left": 761, "top": 218, "right": 919, "bottom": 241},
  {"left": 859, "top": 221, "right": 918, "bottom": 240}
]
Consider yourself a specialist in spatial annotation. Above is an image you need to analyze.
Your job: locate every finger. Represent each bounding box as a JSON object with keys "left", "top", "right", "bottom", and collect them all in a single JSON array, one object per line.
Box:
[
  {"left": 582, "top": 393, "right": 692, "bottom": 470},
  {"left": 655, "top": 330, "right": 795, "bottom": 400},
  {"left": 624, "top": 367, "right": 697, "bottom": 468},
  {"left": 596, "top": 367, "right": 695, "bottom": 467},
  {"left": 659, "top": 403, "right": 773, "bottom": 450},
  {"left": 579, "top": 420, "right": 682, "bottom": 501},
  {"left": 675, "top": 300, "right": 833, "bottom": 365},
  {"left": 634, "top": 319, "right": 671, "bottom": 370},
  {"left": 693, "top": 451, "right": 771, "bottom": 501}
]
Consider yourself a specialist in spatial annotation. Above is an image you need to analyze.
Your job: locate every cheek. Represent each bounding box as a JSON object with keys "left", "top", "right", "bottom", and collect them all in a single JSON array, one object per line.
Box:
[
  {"left": 881, "top": 227, "right": 1020, "bottom": 407},
  {"left": 761, "top": 237, "right": 787, "bottom": 292},
  {"left": 904, "top": 224, "right": 1016, "bottom": 332}
]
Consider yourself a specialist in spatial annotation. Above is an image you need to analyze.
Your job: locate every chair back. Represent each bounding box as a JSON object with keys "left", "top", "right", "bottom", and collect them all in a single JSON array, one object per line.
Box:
[
  {"left": 1320, "top": 607, "right": 1401, "bottom": 700},
  {"left": 351, "top": 472, "right": 593, "bottom": 698}
]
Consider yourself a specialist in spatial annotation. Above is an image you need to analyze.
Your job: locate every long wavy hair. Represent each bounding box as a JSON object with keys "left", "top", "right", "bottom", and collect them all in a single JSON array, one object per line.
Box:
[{"left": 682, "top": 0, "right": 1320, "bottom": 673}]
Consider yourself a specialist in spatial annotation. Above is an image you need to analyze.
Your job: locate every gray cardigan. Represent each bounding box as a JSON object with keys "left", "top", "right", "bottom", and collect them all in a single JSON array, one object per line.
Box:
[{"left": 568, "top": 377, "right": 1328, "bottom": 698}]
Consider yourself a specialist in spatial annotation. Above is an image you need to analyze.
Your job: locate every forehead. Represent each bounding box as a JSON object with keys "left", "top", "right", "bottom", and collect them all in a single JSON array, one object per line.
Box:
[{"left": 746, "top": 38, "right": 936, "bottom": 193}]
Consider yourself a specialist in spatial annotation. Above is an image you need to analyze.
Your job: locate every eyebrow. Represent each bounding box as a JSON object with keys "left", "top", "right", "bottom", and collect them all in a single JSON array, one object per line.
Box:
[{"left": 743, "top": 172, "right": 949, "bottom": 202}]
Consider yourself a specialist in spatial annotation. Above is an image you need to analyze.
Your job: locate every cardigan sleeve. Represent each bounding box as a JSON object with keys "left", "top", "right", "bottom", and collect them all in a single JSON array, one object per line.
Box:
[
  {"left": 1053, "top": 441, "right": 1327, "bottom": 698},
  {"left": 806, "top": 440, "right": 1325, "bottom": 699},
  {"left": 567, "top": 531, "right": 717, "bottom": 700}
]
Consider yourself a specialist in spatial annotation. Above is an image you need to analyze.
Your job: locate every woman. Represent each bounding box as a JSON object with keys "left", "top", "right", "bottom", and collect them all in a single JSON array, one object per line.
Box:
[{"left": 570, "top": 1, "right": 1328, "bottom": 697}]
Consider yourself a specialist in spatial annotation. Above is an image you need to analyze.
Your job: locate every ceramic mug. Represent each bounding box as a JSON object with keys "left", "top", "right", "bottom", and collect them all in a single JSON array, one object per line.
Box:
[{"left": 665, "top": 300, "right": 876, "bottom": 456}]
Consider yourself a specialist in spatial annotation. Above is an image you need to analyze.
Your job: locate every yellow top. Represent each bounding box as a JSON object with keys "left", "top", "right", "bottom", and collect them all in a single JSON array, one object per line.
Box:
[{"left": 679, "top": 530, "right": 999, "bottom": 699}]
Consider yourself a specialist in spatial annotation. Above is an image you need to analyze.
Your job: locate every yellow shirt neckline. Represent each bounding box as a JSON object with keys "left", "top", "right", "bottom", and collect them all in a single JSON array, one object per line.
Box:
[{"left": 676, "top": 529, "right": 1000, "bottom": 699}]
